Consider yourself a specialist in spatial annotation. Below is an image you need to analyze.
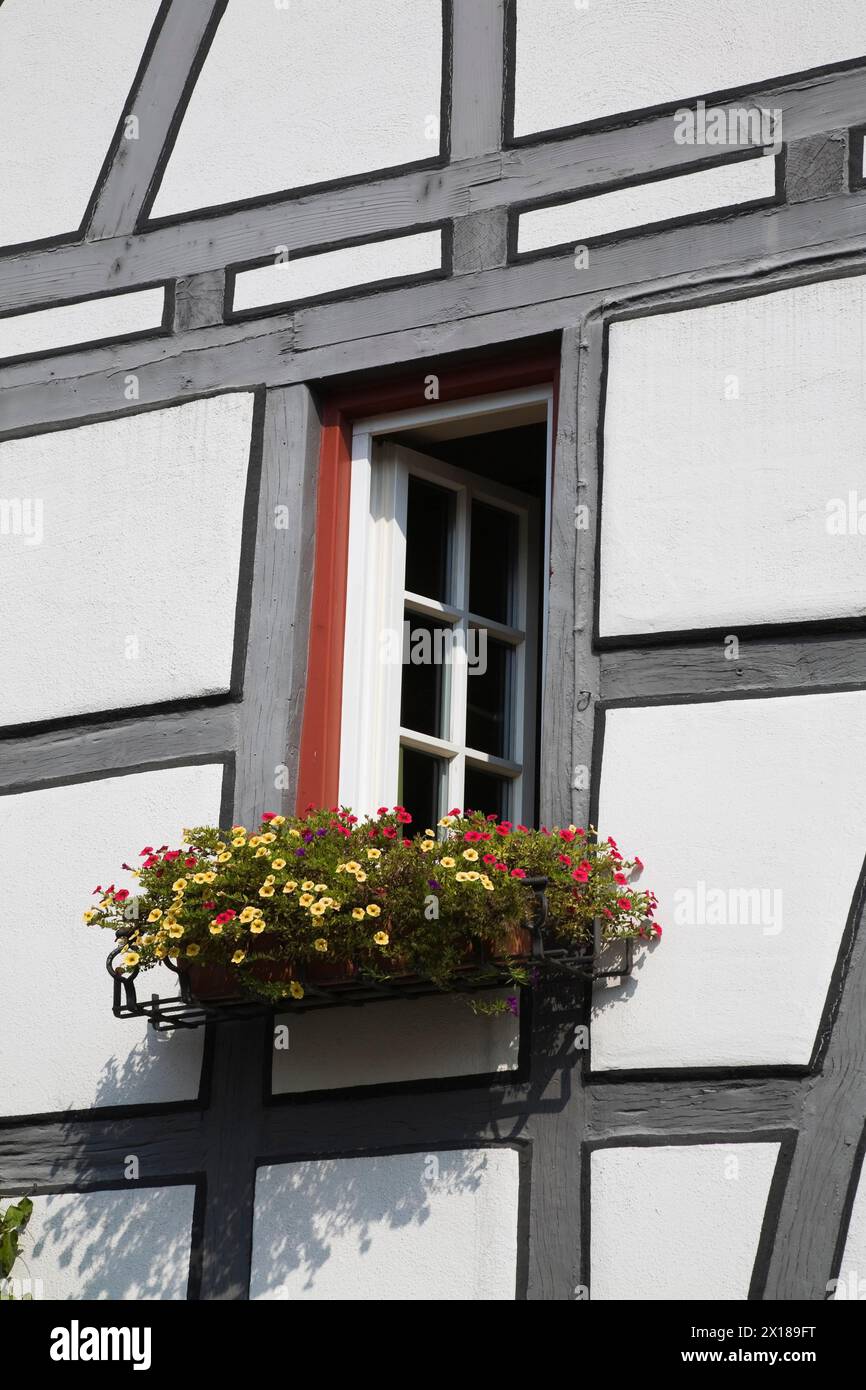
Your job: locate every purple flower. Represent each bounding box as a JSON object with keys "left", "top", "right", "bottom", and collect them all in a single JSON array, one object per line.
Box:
[
  {"left": 295, "top": 847, "right": 306, "bottom": 857},
  {"left": 316, "top": 828, "right": 327, "bottom": 837},
  {"left": 303, "top": 831, "right": 314, "bottom": 842},
  {"left": 428, "top": 879, "right": 441, "bottom": 890},
  {"left": 506, "top": 996, "right": 519, "bottom": 1017}
]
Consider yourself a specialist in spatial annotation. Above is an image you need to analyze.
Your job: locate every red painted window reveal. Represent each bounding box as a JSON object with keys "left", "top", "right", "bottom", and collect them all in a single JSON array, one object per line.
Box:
[{"left": 296, "top": 349, "right": 560, "bottom": 813}]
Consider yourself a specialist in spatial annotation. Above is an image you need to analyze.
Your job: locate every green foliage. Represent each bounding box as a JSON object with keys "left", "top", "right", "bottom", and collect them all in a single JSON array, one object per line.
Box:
[
  {"left": 85, "top": 806, "right": 659, "bottom": 1003},
  {"left": 0, "top": 1197, "right": 33, "bottom": 1299}
]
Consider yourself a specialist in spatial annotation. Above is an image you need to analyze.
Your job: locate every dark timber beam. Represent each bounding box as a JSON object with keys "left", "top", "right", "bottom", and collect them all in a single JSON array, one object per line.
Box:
[
  {"left": 85, "top": 0, "right": 226, "bottom": 243},
  {"left": 4, "top": 62, "right": 866, "bottom": 312}
]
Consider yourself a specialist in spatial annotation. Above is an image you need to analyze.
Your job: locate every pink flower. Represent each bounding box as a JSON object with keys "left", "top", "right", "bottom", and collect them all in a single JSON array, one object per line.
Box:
[
  {"left": 617, "top": 897, "right": 632, "bottom": 911},
  {"left": 483, "top": 854, "right": 497, "bottom": 865},
  {"left": 560, "top": 829, "right": 575, "bottom": 842},
  {"left": 377, "top": 806, "right": 389, "bottom": 816},
  {"left": 510, "top": 868, "right": 527, "bottom": 879},
  {"left": 558, "top": 854, "right": 572, "bottom": 866},
  {"left": 114, "top": 889, "right": 130, "bottom": 902},
  {"left": 139, "top": 847, "right": 153, "bottom": 856},
  {"left": 261, "top": 812, "right": 277, "bottom": 822},
  {"left": 163, "top": 850, "right": 180, "bottom": 862},
  {"left": 614, "top": 872, "right": 627, "bottom": 885}
]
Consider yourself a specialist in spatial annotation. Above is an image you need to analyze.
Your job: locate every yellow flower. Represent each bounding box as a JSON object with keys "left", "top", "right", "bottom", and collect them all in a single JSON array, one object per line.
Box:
[
  {"left": 215, "top": 842, "right": 226, "bottom": 853},
  {"left": 259, "top": 885, "right": 275, "bottom": 898},
  {"left": 231, "top": 951, "right": 246, "bottom": 965},
  {"left": 462, "top": 848, "right": 479, "bottom": 861},
  {"left": 194, "top": 873, "right": 208, "bottom": 884},
  {"left": 439, "top": 815, "right": 455, "bottom": 826},
  {"left": 373, "top": 931, "right": 389, "bottom": 946},
  {"left": 255, "top": 847, "right": 270, "bottom": 859},
  {"left": 366, "top": 848, "right": 382, "bottom": 860},
  {"left": 289, "top": 980, "right": 304, "bottom": 999},
  {"left": 272, "top": 859, "right": 287, "bottom": 871},
  {"left": 231, "top": 837, "right": 245, "bottom": 848},
  {"left": 202, "top": 871, "right": 217, "bottom": 882},
  {"left": 354, "top": 871, "right": 367, "bottom": 883},
  {"left": 218, "top": 851, "right": 233, "bottom": 863},
  {"left": 121, "top": 950, "right": 140, "bottom": 968},
  {"left": 309, "top": 903, "right": 326, "bottom": 917},
  {"left": 282, "top": 881, "right": 297, "bottom": 894},
  {"left": 299, "top": 893, "right": 314, "bottom": 907},
  {"left": 168, "top": 924, "right": 185, "bottom": 939},
  {"left": 345, "top": 861, "right": 361, "bottom": 873},
  {"left": 366, "top": 904, "right": 381, "bottom": 917},
  {"left": 209, "top": 923, "right": 224, "bottom": 935},
  {"left": 252, "top": 907, "right": 263, "bottom": 918},
  {"left": 302, "top": 880, "right": 315, "bottom": 891},
  {"left": 456, "top": 871, "right": 470, "bottom": 882},
  {"left": 264, "top": 875, "right": 276, "bottom": 886},
  {"left": 261, "top": 832, "right": 277, "bottom": 844},
  {"left": 231, "top": 825, "right": 246, "bottom": 834},
  {"left": 172, "top": 878, "right": 187, "bottom": 892},
  {"left": 314, "top": 938, "right": 328, "bottom": 952},
  {"left": 314, "top": 883, "right": 327, "bottom": 893},
  {"left": 289, "top": 829, "right": 301, "bottom": 838},
  {"left": 440, "top": 857, "right": 456, "bottom": 869},
  {"left": 249, "top": 921, "right": 265, "bottom": 935},
  {"left": 270, "top": 815, "right": 286, "bottom": 826},
  {"left": 155, "top": 945, "right": 167, "bottom": 958},
  {"left": 82, "top": 910, "right": 97, "bottom": 923},
  {"left": 186, "top": 943, "right": 201, "bottom": 957},
  {"left": 420, "top": 839, "right": 435, "bottom": 852},
  {"left": 318, "top": 897, "right": 334, "bottom": 907},
  {"left": 425, "top": 829, "right": 436, "bottom": 838},
  {"left": 248, "top": 836, "right": 261, "bottom": 847},
  {"left": 352, "top": 908, "right": 365, "bottom": 921},
  {"left": 239, "top": 906, "right": 256, "bottom": 923},
  {"left": 481, "top": 876, "right": 494, "bottom": 890},
  {"left": 466, "top": 871, "right": 480, "bottom": 881}
]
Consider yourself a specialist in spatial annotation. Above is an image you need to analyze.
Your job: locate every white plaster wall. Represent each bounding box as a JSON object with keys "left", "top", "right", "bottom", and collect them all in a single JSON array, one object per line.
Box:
[
  {"left": 0, "top": 763, "right": 224, "bottom": 1117},
  {"left": 0, "top": 289, "right": 165, "bottom": 362},
  {"left": 14, "top": 1185, "right": 196, "bottom": 1300},
  {"left": 0, "top": 393, "right": 254, "bottom": 727},
  {"left": 517, "top": 157, "right": 774, "bottom": 253},
  {"left": 0, "top": 0, "right": 160, "bottom": 247},
  {"left": 835, "top": 1154, "right": 866, "bottom": 1299},
  {"left": 232, "top": 231, "right": 442, "bottom": 312},
  {"left": 514, "top": 0, "right": 866, "bottom": 135},
  {"left": 592, "top": 691, "right": 866, "bottom": 1071},
  {"left": 590, "top": 1142, "right": 780, "bottom": 1300},
  {"left": 272, "top": 990, "right": 519, "bottom": 1094},
  {"left": 250, "top": 1147, "right": 520, "bottom": 1300},
  {"left": 600, "top": 276, "right": 866, "bottom": 636},
  {"left": 151, "top": 0, "right": 442, "bottom": 218}
]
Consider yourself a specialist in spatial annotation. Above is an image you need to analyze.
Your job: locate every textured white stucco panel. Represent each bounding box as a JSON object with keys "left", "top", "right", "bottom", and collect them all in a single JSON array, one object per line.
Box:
[
  {"left": 591, "top": 1143, "right": 780, "bottom": 1300},
  {"left": 272, "top": 990, "right": 519, "bottom": 1094},
  {"left": 232, "top": 231, "right": 442, "bottom": 312},
  {"left": 250, "top": 1148, "right": 520, "bottom": 1300},
  {"left": 517, "top": 157, "right": 775, "bottom": 253},
  {"left": 514, "top": 0, "right": 866, "bottom": 135},
  {"left": 835, "top": 1153, "right": 866, "bottom": 1299},
  {"left": 0, "top": 0, "right": 160, "bottom": 247},
  {"left": 14, "top": 1185, "right": 196, "bottom": 1300},
  {"left": 0, "top": 393, "right": 254, "bottom": 727},
  {"left": 151, "top": 0, "right": 442, "bottom": 218},
  {"left": 592, "top": 691, "right": 866, "bottom": 1070},
  {"left": 0, "top": 763, "right": 224, "bottom": 1117},
  {"left": 0, "top": 289, "right": 165, "bottom": 363},
  {"left": 600, "top": 276, "right": 866, "bottom": 636}
]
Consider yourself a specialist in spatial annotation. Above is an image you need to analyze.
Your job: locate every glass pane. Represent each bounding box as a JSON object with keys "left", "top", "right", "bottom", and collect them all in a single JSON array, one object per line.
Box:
[
  {"left": 405, "top": 476, "right": 453, "bottom": 602},
  {"left": 466, "top": 635, "right": 511, "bottom": 758},
  {"left": 400, "top": 613, "right": 448, "bottom": 738},
  {"left": 469, "top": 501, "right": 517, "bottom": 623},
  {"left": 399, "top": 746, "right": 444, "bottom": 833},
  {"left": 463, "top": 766, "right": 509, "bottom": 822}
]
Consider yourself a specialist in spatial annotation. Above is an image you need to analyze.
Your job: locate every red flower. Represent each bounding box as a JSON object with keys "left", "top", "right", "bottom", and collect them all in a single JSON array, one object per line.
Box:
[
  {"left": 448, "top": 808, "right": 461, "bottom": 817},
  {"left": 510, "top": 868, "right": 527, "bottom": 879},
  {"left": 346, "top": 815, "right": 358, "bottom": 825},
  {"left": 382, "top": 827, "right": 397, "bottom": 839},
  {"left": 184, "top": 857, "right": 196, "bottom": 867},
  {"left": 575, "top": 828, "right": 585, "bottom": 835},
  {"left": 478, "top": 832, "right": 491, "bottom": 841},
  {"left": 139, "top": 847, "right": 153, "bottom": 856},
  {"left": 602, "top": 908, "right": 613, "bottom": 919},
  {"left": 517, "top": 824, "right": 529, "bottom": 833},
  {"left": 114, "top": 889, "right": 130, "bottom": 902},
  {"left": 617, "top": 897, "right": 632, "bottom": 911},
  {"left": 377, "top": 806, "right": 389, "bottom": 816},
  {"left": 495, "top": 862, "right": 508, "bottom": 873},
  {"left": 163, "top": 850, "right": 180, "bottom": 862},
  {"left": 483, "top": 854, "right": 497, "bottom": 865},
  {"left": 572, "top": 870, "right": 589, "bottom": 883},
  {"left": 143, "top": 855, "right": 158, "bottom": 868},
  {"left": 654, "top": 924, "right": 663, "bottom": 938},
  {"left": 262, "top": 812, "right": 277, "bottom": 822},
  {"left": 464, "top": 830, "right": 481, "bottom": 842},
  {"left": 367, "top": 828, "right": 378, "bottom": 838},
  {"left": 203, "top": 901, "right": 215, "bottom": 910},
  {"left": 486, "top": 813, "right": 498, "bottom": 822},
  {"left": 560, "top": 829, "right": 575, "bottom": 842},
  {"left": 614, "top": 872, "right": 627, "bottom": 885},
  {"left": 496, "top": 825, "right": 510, "bottom": 837},
  {"left": 500, "top": 821, "right": 513, "bottom": 832},
  {"left": 558, "top": 854, "right": 572, "bottom": 865},
  {"left": 607, "top": 837, "right": 618, "bottom": 848}
]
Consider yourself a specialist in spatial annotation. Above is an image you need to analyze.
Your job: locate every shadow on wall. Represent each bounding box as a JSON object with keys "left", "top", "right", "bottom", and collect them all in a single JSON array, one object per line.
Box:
[
  {"left": 251, "top": 1148, "right": 493, "bottom": 1298},
  {"left": 23, "top": 1041, "right": 197, "bottom": 1300}
]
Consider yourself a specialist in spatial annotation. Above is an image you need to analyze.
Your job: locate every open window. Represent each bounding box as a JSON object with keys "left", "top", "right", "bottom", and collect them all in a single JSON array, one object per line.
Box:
[{"left": 339, "top": 387, "right": 552, "bottom": 827}]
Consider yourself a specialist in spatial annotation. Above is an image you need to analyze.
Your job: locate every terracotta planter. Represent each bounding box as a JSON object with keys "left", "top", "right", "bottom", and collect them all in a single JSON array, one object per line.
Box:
[{"left": 186, "top": 956, "right": 297, "bottom": 1002}]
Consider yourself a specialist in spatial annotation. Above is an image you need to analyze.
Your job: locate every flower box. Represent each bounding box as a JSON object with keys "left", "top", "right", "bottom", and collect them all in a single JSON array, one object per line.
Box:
[{"left": 94, "top": 807, "right": 658, "bottom": 1032}]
